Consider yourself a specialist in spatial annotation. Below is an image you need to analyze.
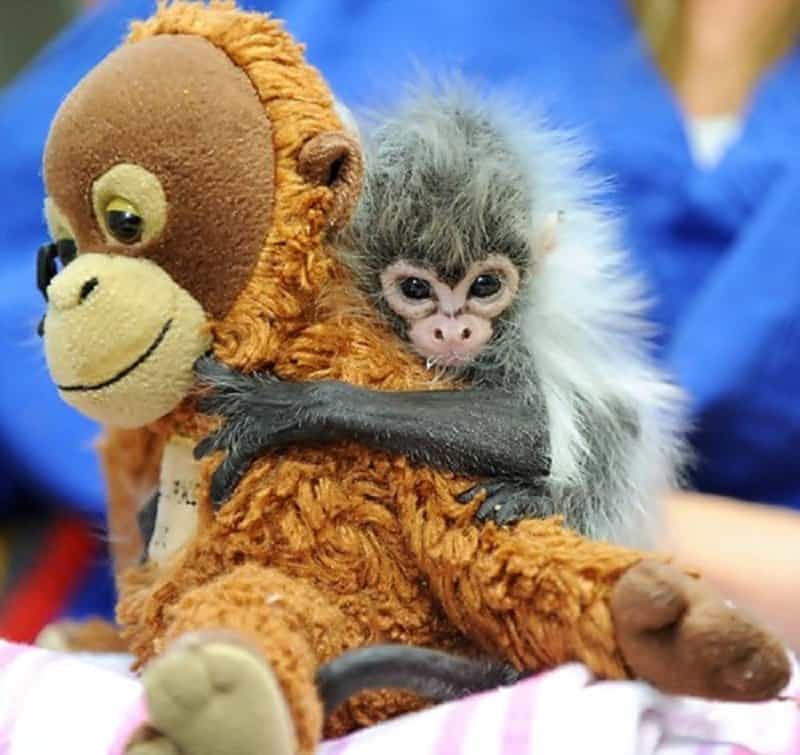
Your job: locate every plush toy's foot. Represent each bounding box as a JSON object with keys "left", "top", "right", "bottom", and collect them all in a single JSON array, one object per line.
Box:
[
  {"left": 128, "top": 633, "right": 296, "bottom": 755},
  {"left": 611, "top": 559, "right": 791, "bottom": 702}
]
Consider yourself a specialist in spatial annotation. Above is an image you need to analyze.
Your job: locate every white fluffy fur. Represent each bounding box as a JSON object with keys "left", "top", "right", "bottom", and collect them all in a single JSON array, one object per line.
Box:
[{"left": 475, "top": 85, "right": 687, "bottom": 546}]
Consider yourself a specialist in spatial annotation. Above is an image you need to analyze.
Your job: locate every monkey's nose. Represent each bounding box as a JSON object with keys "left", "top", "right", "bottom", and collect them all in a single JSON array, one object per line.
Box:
[{"left": 433, "top": 325, "right": 473, "bottom": 343}]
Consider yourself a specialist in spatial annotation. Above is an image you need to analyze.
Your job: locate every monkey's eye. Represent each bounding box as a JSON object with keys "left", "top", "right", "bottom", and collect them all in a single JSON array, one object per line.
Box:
[
  {"left": 399, "top": 277, "right": 433, "bottom": 300},
  {"left": 469, "top": 274, "right": 502, "bottom": 298},
  {"left": 105, "top": 197, "right": 143, "bottom": 244}
]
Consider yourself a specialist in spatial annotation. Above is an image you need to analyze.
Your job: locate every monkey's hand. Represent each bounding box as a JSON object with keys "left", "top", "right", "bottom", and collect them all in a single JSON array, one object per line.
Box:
[
  {"left": 193, "top": 356, "right": 332, "bottom": 506},
  {"left": 457, "top": 477, "right": 551, "bottom": 526}
]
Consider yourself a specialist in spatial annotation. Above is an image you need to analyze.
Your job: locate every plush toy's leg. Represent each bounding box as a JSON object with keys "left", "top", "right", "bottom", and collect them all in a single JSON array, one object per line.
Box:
[
  {"left": 610, "top": 559, "right": 789, "bottom": 701},
  {"left": 127, "top": 564, "right": 356, "bottom": 755},
  {"left": 409, "top": 511, "right": 790, "bottom": 701},
  {"left": 128, "top": 633, "right": 295, "bottom": 755}
]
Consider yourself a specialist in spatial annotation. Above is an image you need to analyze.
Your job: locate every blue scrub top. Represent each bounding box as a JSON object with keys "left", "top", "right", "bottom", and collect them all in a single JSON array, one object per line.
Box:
[{"left": 1, "top": 0, "right": 799, "bottom": 524}]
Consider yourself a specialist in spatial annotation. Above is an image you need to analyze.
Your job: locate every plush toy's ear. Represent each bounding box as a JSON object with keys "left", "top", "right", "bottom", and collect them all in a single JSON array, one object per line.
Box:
[{"left": 298, "top": 131, "right": 363, "bottom": 230}]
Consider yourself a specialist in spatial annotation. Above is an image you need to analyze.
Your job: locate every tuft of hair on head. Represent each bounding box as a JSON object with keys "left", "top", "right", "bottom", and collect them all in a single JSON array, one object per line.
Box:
[
  {"left": 337, "top": 74, "right": 536, "bottom": 293},
  {"left": 337, "top": 75, "right": 689, "bottom": 547}
]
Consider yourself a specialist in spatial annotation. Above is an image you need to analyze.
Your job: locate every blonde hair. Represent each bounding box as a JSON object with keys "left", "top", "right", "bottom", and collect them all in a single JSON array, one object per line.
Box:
[{"left": 629, "top": 0, "right": 800, "bottom": 85}]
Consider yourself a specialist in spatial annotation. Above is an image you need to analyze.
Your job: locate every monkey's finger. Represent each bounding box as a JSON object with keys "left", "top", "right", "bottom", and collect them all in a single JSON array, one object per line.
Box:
[
  {"left": 493, "top": 500, "right": 528, "bottom": 526},
  {"left": 456, "top": 484, "right": 485, "bottom": 504},
  {"left": 196, "top": 391, "right": 239, "bottom": 416},
  {"left": 475, "top": 497, "right": 506, "bottom": 523},
  {"left": 209, "top": 452, "right": 254, "bottom": 507},
  {"left": 193, "top": 354, "right": 238, "bottom": 384},
  {"left": 194, "top": 432, "right": 227, "bottom": 460},
  {"left": 487, "top": 493, "right": 547, "bottom": 526}
]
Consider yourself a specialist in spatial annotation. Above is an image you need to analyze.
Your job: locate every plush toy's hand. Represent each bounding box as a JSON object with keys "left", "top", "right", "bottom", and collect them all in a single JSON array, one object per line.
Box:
[
  {"left": 456, "top": 477, "right": 550, "bottom": 525},
  {"left": 193, "top": 356, "right": 327, "bottom": 507}
]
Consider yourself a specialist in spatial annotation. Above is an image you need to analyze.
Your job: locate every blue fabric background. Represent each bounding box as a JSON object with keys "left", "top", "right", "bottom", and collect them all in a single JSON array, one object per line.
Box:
[{"left": 0, "top": 0, "right": 798, "bottom": 617}]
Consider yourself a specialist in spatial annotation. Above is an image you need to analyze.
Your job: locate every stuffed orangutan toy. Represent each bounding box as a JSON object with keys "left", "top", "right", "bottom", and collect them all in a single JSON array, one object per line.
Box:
[{"left": 35, "top": 2, "right": 789, "bottom": 754}]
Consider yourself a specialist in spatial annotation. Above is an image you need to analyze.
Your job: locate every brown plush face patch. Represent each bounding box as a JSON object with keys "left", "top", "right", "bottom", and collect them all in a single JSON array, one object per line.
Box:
[
  {"left": 40, "top": 33, "right": 274, "bottom": 427},
  {"left": 44, "top": 34, "right": 274, "bottom": 319}
]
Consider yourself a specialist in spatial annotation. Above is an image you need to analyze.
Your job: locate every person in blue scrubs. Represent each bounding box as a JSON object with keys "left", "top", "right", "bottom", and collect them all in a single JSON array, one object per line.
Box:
[{"left": 1, "top": 0, "right": 798, "bottom": 645}]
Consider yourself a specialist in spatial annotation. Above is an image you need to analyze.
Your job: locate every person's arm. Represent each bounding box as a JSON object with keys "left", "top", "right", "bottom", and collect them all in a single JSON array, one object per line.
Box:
[
  {"left": 659, "top": 167, "right": 800, "bottom": 660},
  {"left": 663, "top": 491, "right": 800, "bottom": 653}
]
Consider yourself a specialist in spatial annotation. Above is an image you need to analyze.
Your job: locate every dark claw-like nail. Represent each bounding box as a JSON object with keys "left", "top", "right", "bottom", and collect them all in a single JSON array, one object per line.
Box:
[
  {"left": 211, "top": 454, "right": 252, "bottom": 508},
  {"left": 194, "top": 435, "right": 217, "bottom": 460},
  {"left": 457, "top": 485, "right": 483, "bottom": 504},
  {"left": 495, "top": 510, "right": 515, "bottom": 526},
  {"left": 210, "top": 471, "right": 230, "bottom": 507}
]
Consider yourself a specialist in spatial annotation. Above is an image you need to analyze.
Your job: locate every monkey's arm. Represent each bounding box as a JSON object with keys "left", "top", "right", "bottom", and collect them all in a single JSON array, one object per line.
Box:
[{"left": 194, "top": 356, "right": 550, "bottom": 506}]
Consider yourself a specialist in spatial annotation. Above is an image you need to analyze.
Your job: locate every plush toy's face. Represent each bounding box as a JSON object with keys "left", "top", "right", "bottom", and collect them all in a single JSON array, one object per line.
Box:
[{"left": 40, "top": 34, "right": 275, "bottom": 428}]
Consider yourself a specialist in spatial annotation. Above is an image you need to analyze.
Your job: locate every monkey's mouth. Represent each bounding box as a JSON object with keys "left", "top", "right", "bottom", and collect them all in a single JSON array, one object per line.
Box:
[
  {"left": 57, "top": 319, "right": 173, "bottom": 393},
  {"left": 424, "top": 351, "right": 478, "bottom": 370}
]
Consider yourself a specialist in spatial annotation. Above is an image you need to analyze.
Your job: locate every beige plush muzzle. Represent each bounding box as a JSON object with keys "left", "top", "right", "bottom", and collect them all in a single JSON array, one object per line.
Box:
[{"left": 42, "top": 253, "right": 211, "bottom": 428}]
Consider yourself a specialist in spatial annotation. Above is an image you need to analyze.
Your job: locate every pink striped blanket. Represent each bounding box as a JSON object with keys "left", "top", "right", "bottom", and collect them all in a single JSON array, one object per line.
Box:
[{"left": 0, "top": 640, "right": 797, "bottom": 754}]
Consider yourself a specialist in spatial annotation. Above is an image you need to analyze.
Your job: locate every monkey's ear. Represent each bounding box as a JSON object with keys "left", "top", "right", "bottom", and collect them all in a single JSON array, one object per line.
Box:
[
  {"left": 298, "top": 131, "right": 363, "bottom": 230},
  {"left": 537, "top": 210, "right": 564, "bottom": 257}
]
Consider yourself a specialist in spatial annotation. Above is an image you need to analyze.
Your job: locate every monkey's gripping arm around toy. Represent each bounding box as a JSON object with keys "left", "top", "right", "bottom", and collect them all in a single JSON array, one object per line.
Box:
[
  {"left": 194, "top": 356, "right": 551, "bottom": 507},
  {"left": 402, "top": 508, "right": 791, "bottom": 703}
]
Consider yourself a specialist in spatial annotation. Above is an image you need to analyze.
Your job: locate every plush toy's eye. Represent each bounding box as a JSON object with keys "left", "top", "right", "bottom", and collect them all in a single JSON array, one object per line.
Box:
[
  {"left": 399, "top": 277, "right": 433, "bottom": 301},
  {"left": 469, "top": 274, "right": 502, "bottom": 299},
  {"left": 56, "top": 238, "right": 77, "bottom": 266},
  {"left": 36, "top": 238, "right": 77, "bottom": 304},
  {"left": 105, "top": 197, "right": 143, "bottom": 244}
]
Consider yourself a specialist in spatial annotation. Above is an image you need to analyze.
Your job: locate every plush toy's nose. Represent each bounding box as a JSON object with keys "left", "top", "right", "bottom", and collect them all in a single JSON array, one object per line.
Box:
[{"left": 48, "top": 272, "right": 100, "bottom": 312}]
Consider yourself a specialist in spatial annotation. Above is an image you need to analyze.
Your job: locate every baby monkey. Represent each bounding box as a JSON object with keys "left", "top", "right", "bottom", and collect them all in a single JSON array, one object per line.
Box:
[{"left": 195, "top": 83, "right": 685, "bottom": 546}]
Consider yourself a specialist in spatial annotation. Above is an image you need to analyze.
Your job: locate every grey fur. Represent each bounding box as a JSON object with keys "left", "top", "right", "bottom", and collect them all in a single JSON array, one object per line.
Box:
[{"left": 342, "top": 100, "right": 532, "bottom": 277}]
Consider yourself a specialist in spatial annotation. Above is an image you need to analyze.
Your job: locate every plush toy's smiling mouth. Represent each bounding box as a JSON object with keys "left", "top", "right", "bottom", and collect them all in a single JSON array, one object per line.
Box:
[{"left": 57, "top": 319, "right": 173, "bottom": 393}]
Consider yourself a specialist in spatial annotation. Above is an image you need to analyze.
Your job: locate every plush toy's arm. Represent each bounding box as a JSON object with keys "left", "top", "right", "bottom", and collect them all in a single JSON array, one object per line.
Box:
[
  {"left": 409, "top": 512, "right": 639, "bottom": 678},
  {"left": 97, "top": 426, "right": 164, "bottom": 571},
  {"left": 194, "top": 357, "right": 550, "bottom": 506},
  {"left": 402, "top": 503, "right": 791, "bottom": 702}
]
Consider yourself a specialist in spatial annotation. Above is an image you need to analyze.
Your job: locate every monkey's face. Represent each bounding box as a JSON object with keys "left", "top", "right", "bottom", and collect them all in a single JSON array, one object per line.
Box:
[
  {"left": 39, "top": 34, "right": 275, "bottom": 428},
  {"left": 380, "top": 254, "right": 520, "bottom": 368}
]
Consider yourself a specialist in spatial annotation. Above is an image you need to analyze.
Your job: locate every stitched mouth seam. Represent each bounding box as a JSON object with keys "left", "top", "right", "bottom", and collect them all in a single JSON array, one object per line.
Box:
[{"left": 57, "top": 319, "right": 173, "bottom": 393}]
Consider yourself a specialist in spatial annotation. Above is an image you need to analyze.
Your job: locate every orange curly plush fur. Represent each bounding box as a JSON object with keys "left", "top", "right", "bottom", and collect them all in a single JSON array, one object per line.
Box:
[{"left": 37, "top": 3, "right": 788, "bottom": 753}]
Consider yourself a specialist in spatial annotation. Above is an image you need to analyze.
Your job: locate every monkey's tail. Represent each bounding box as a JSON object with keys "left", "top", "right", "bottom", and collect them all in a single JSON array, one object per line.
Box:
[{"left": 316, "top": 644, "right": 527, "bottom": 717}]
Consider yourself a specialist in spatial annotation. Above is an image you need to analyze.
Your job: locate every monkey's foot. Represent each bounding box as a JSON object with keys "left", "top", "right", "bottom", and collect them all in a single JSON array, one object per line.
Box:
[
  {"left": 611, "top": 559, "right": 790, "bottom": 702},
  {"left": 457, "top": 478, "right": 550, "bottom": 525},
  {"left": 126, "top": 633, "right": 296, "bottom": 755}
]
